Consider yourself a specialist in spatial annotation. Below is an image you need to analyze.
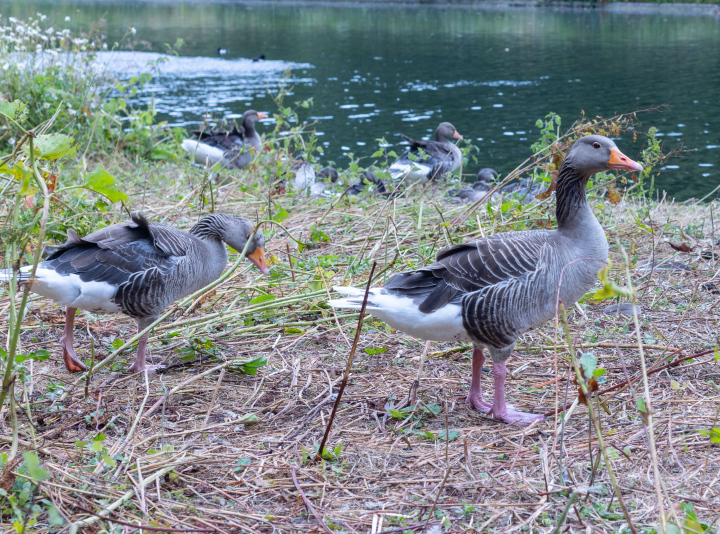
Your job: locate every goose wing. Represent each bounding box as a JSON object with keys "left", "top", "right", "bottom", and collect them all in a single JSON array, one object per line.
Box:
[
  {"left": 44, "top": 213, "right": 196, "bottom": 286},
  {"left": 384, "top": 231, "right": 552, "bottom": 313}
]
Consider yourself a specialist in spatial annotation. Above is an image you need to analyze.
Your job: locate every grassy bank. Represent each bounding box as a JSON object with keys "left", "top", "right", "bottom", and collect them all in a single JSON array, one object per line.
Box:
[{"left": 1, "top": 15, "right": 719, "bottom": 534}]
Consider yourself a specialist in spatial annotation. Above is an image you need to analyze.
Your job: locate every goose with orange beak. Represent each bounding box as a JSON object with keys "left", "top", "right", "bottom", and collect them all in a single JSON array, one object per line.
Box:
[
  {"left": 0, "top": 213, "right": 269, "bottom": 373},
  {"left": 181, "top": 109, "right": 268, "bottom": 169},
  {"left": 331, "top": 135, "right": 642, "bottom": 424}
]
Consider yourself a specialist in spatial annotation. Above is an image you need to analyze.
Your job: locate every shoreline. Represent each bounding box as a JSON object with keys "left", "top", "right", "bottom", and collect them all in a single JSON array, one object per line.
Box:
[{"left": 21, "top": 0, "right": 720, "bottom": 16}]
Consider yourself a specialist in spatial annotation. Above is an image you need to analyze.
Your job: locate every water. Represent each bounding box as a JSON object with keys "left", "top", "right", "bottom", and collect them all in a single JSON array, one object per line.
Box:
[{"left": 5, "top": 1, "right": 720, "bottom": 200}]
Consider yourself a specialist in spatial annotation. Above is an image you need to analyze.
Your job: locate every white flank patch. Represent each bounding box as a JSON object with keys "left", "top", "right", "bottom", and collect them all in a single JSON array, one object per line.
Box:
[
  {"left": 330, "top": 286, "right": 470, "bottom": 342},
  {"left": 389, "top": 161, "right": 432, "bottom": 183},
  {"left": 22, "top": 267, "right": 121, "bottom": 314},
  {"left": 181, "top": 139, "right": 225, "bottom": 167}
]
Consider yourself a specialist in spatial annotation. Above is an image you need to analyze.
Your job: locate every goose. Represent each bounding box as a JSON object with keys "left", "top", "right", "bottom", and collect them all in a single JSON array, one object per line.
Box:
[
  {"left": 181, "top": 110, "right": 267, "bottom": 169},
  {"left": 330, "top": 135, "right": 643, "bottom": 424},
  {"left": 1, "top": 213, "right": 268, "bottom": 374},
  {"left": 292, "top": 162, "right": 339, "bottom": 198},
  {"left": 217, "top": 48, "right": 229, "bottom": 55},
  {"left": 389, "top": 122, "right": 463, "bottom": 183},
  {"left": 347, "top": 170, "right": 391, "bottom": 197},
  {"left": 448, "top": 168, "right": 498, "bottom": 204},
  {"left": 502, "top": 175, "right": 543, "bottom": 202}
]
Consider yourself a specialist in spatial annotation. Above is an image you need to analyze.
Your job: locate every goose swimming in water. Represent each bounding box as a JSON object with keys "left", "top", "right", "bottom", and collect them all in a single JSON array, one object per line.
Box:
[
  {"left": 331, "top": 135, "right": 643, "bottom": 424},
  {"left": 389, "top": 122, "right": 463, "bottom": 184},
  {"left": 1, "top": 213, "right": 268, "bottom": 374},
  {"left": 181, "top": 110, "right": 267, "bottom": 169}
]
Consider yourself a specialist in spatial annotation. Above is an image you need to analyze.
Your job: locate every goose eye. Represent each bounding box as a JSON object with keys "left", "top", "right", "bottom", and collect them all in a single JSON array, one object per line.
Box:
[{"left": 592, "top": 142, "right": 601, "bottom": 149}]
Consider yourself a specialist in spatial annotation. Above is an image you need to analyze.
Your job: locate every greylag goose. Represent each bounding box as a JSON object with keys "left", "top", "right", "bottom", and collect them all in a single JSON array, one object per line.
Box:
[
  {"left": 389, "top": 122, "right": 463, "bottom": 183},
  {"left": 347, "top": 170, "right": 391, "bottom": 197},
  {"left": 2, "top": 213, "right": 268, "bottom": 374},
  {"left": 330, "top": 135, "right": 642, "bottom": 424},
  {"left": 502, "top": 175, "right": 543, "bottom": 202},
  {"left": 292, "top": 162, "right": 339, "bottom": 198},
  {"left": 448, "top": 168, "right": 498, "bottom": 204},
  {"left": 181, "top": 110, "right": 267, "bottom": 169}
]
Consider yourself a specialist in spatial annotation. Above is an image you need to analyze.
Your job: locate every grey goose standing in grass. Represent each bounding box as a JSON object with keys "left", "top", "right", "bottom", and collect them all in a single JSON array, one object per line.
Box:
[
  {"left": 181, "top": 110, "right": 268, "bottom": 169},
  {"left": 389, "top": 122, "right": 464, "bottom": 183},
  {"left": 331, "top": 135, "right": 643, "bottom": 424},
  {"left": 1, "top": 213, "right": 268, "bottom": 373}
]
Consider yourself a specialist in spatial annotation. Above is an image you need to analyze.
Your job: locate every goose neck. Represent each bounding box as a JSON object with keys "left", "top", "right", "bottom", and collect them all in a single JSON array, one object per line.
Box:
[
  {"left": 555, "top": 164, "right": 593, "bottom": 231},
  {"left": 190, "top": 214, "right": 230, "bottom": 242}
]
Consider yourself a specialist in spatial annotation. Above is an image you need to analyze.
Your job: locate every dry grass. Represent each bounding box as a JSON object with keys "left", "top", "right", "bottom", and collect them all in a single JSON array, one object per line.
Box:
[{"left": 1, "top": 173, "right": 719, "bottom": 534}]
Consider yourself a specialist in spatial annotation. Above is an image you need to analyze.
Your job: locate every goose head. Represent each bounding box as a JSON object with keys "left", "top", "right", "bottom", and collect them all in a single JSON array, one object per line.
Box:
[
  {"left": 221, "top": 217, "right": 269, "bottom": 275},
  {"left": 435, "top": 122, "right": 463, "bottom": 142},
  {"left": 564, "top": 135, "right": 643, "bottom": 178},
  {"left": 242, "top": 110, "right": 269, "bottom": 131},
  {"left": 473, "top": 168, "right": 498, "bottom": 190}
]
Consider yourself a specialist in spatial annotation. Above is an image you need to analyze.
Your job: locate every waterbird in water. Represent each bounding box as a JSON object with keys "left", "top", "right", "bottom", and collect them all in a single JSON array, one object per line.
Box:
[
  {"left": 181, "top": 110, "right": 267, "bottom": 169},
  {"left": 330, "top": 135, "right": 643, "bottom": 424},
  {"left": 217, "top": 47, "right": 229, "bottom": 55},
  {"left": 252, "top": 54, "right": 266, "bottom": 62},
  {"left": 389, "top": 122, "right": 463, "bottom": 184},
  {"left": 1, "top": 213, "right": 268, "bottom": 373}
]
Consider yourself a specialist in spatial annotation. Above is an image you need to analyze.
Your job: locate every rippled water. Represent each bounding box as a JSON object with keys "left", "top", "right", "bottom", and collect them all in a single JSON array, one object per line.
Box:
[{"left": 7, "top": 1, "right": 720, "bottom": 199}]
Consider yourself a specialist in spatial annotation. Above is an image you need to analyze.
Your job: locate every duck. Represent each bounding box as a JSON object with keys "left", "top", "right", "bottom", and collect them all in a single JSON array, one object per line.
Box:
[
  {"left": 448, "top": 168, "right": 498, "bottom": 204},
  {"left": 181, "top": 110, "right": 267, "bottom": 169},
  {"left": 330, "top": 135, "right": 643, "bottom": 424},
  {"left": 389, "top": 122, "right": 463, "bottom": 184},
  {"left": 1, "top": 213, "right": 268, "bottom": 374}
]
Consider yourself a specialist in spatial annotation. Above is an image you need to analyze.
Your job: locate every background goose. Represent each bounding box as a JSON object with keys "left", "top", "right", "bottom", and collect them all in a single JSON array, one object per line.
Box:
[
  {"left": 181, "top": 110, "right": 267, "bottom": 169},
  {"left": 347, "top": 170, "right": 392, "bottom": 197},
  {"left": 292, "top": 162, "right": 339, "bottom": 198},
  {"left": 331, "top": 135, "right": 643, "bottom": 424},
  {"left": 2, "top": 213, "right": 268, "bottom": 374},
  {"left": 389, "top": 122, "right": 463, "bottom": 183},
  {"left": 448, "top": 168, "right": 498, "bottom": 204}
]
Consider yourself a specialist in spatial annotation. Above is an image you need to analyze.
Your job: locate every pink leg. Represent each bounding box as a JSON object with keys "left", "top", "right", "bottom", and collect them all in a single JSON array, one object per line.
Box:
[
  {"left": 465, "top": 348, "right": 492, "bottom": 413},
  {"left": 59, "top": 307, "right": 87, "bottom": 372},
  {"left": 126, "top": 331, "right": 162, "bottom": 374},
  {"left": 490, "top": 361, "right": 544, "bottom": 425}
]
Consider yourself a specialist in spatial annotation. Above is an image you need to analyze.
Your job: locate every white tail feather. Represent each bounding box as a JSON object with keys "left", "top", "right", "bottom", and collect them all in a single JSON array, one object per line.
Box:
[{"left": 181, "top": 140, "right": 225, "bottom": 167}]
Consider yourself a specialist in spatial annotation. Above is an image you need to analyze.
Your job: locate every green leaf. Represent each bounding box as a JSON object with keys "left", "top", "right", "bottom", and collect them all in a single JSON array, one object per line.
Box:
[
  {"left": 636, "top": 396, "right": 647, "bottom": 414},
  {"left": 237, "top": 414, "right": 259, "bottom": 424},
  {"left": 671, "top": 380, "right": 681, "bottom": 390},
  {"left": 101, "top": 453, "right": 116, "bottom": 467},
  {"left": 250, "top": 294, "right": 275, "bottom": 305},
  {"left": 111, "top": 338, "right": 125, "bottom": 350},
  {"left": 231, "top": 356, "right": 267, "bottom": 375},
  {"left": 364, "top": 346, "right": 388, "bottom": 356},
  {"left": 715, "top": 345, "right": 719, "bottom": 362},
  {"left": 234, "top": 458, "right": 252, "bottom": 472},
  {"left": 272, "top": 207, "right": 289, "bottom": 223},
  {"left": 16, "top": 349, "right": 51, "bottom": 364},
  {"left": 699, "top": 427, "right": 720, "bottom": 444},
  {"left": 22, "top": 452, "right": 48, "bottom": 482},
  {"left": 437, "top": 430, "right": 460, "bottom": 442},
  {"left": 93, "top": 433, "right": 106, "bottom": 442},
  {"left": 535, "top": 119, "right": 544, "bottom": 128},
  {"left": 285, "top": 327, "right": 303, "bottom": 334},
  {"left": 84, "top": 166, "right": 128, "bottom": 203},
  {"left": 579, "top": 352, "right": 597, "bottom": 379},
  {"left": 47, "top": 505, "right": 65, "bottom": 526},
  {"left": 389, "top": 409, "right": 404, "bottom": 419},
  {"left": 593, "top": 368, "right": 606, "bottom": 378},
  {"left": 371, "top": 150, "right": 384, "bottom": 158},
  {"left": 32, "top": 134, "right": 77, "bottom": 160},
  {"left": 0, "top": 100, "right": 27, "bottom": 122}
]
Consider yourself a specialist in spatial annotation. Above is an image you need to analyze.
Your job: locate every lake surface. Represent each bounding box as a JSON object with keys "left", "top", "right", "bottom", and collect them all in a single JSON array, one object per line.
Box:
[{"left": 5, "top": 1, "right": 720, "bottom": 200}]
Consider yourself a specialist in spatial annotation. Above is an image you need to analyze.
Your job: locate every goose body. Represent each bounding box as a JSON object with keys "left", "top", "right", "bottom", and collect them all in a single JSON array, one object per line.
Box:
[
  {"left": 347, "top": 170, "right": 391, "bottom": 197},
  {"left": 448, "top": 168, "right": 498, "bottom": 204},
  {"left": 2, "top": 213, "right": 268, "bottom": 373},
  {"left": 331, "top": 135, "right": 643, "bottom": 424},
  {"left": 181, "top": 110, "right": 267, "bottom": 169},
  {"left": 389, "top": 122, "right": 463, "bottom": 184},
  {"left": 292, "top": 162, "right": 339, "bottom": 198}
]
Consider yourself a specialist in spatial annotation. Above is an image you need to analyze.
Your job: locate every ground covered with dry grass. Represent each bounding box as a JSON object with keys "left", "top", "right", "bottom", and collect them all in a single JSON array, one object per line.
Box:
[{"left": 1, "top": 167, "right": 719, "bottom": 534}]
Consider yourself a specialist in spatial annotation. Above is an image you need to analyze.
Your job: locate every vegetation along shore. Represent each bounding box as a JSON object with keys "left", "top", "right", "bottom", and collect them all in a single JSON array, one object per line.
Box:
[{"left": 0, "top": 14, "right": 718, "bottom": 534}]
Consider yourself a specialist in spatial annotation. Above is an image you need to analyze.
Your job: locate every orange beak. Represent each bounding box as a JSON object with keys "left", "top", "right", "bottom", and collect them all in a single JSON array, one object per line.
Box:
[
  {"left": 608, "top": 147, "right": 644, "bottom": 171},
  {"left": 257, "top": 112, "right": 268, "bottom": 119},
  {"left": 452, "top": 130, "right": 463, "bottom": 140},
  {"left": 247, "top": 248, "right": 269, "bottom": 275}
]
